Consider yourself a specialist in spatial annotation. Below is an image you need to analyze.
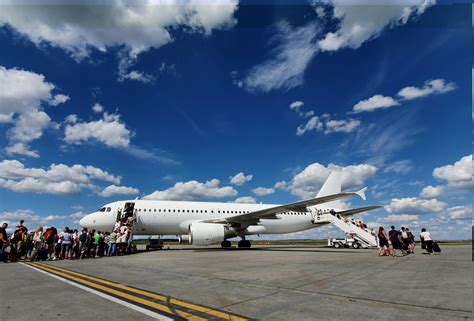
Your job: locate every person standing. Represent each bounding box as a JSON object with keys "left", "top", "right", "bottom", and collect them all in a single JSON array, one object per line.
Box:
[
  {"left": 107, "top": 230, "right": 117, "bottom": 256},
  {"left": 60, "top": 227, "right": 72, "bottom": 260},
  {"left": 0, "top": 223, "right": 8, "bottom": 263},
  {"left": 420, "top": 228, "right": 434, "bottom": 255},
  {"left": 29, "top": 226, "right": 44, "bottom": 261},
  {"left": 79, "top": 228, "right": 88, "bottom": 259},
  {"left": 389, "top": 226, "right": 403, "bottom": 257},
  {"left": 377, "top": 227, "right": 393, "bottom": 257}
]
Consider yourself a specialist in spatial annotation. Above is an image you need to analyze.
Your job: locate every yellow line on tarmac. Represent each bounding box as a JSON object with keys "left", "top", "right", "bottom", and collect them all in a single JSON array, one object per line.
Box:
[
  {"left": 29, "top": 262, "right": 206, "bottom": 321},
  {"left": 33, "top": 262, "right": 248, "bottom": 321}
]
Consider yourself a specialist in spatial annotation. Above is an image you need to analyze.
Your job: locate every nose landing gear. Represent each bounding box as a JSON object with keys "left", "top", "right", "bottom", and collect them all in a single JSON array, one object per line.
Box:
[{"left": 221, "top": 240, "right": 231, "bottom": 248}]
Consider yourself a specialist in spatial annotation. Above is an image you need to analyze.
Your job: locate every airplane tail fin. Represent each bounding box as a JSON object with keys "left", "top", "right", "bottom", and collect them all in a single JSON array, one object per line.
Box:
[{"left": 315, "top": 171, "right": 342, "bottom": 209}]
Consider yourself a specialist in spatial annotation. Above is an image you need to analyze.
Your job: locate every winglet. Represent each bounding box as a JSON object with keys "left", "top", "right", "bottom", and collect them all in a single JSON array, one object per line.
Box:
[{"left": 355, "top": 187, "right": 367, "bottom": 201}]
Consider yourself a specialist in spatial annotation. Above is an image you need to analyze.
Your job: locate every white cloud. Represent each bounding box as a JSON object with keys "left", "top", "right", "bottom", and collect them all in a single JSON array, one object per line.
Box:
[
  {"left": 143, "top": 179, "right": 237, "bottom": 201},
  {"left": 0, "top": 2, "right": 238, "bottom": 81},
  {"left": 352, "top": 79, "right": 455, "bottom": 114},
  {"left": 229, "top": 172, "right": 253, "bottom": 186},
  {"left": 296, "top": 116, "right": 323, "bottom": 136},
  {"left": 289, "top": 162, "right": 377, "bottom": 199},
  {"left": 252, "top": 187, "right": 275, "bottom": 196},
  {"left": 240, "top": 21, "right": 320, "bottom": 92},
  {"left": 234, "top": 196, "right": 257, "bottom": 204},
  {"left": 432, "top": 155, "right": 473, "bottom": 190},
  {"left": 289, "top": 101, "right": 304, "bottom": 111},
  {"left": 0, "top": 159, "right": 120, "bottom": 195},
  {"left": 0, "top": 209, "right": 67, "bottom": 227},
  {"left": 0, "top": 66, "right": 68, "bottom": 157},
  {"left": 64, "top": 114, "right": 78, "bottom": 124},
  {"left": 385, "top": 197, "right": 447, "bottom": 214},
  {"left": 324, "top": 118, "right": 361, "bottom": 134},
  {"left": 384, "top": 160, "right": 414, "bottom": 175},
  {"left": 397, "top": 79, "right": 456, "bottom": 100},
  {"left": 447, "top": 206, "right": 472, "bottom": 220},
  {"left": 317, "top": 1, "right": 433, "bottom": 52},
  {"left": 64, "top": 112, "right": 132, "bottom": 148},
  {"left": 420, "top": 185, "right": 444, "bottom": 199},
  {"left": 353, "top": 94, "right": 399, "bottom": 113},
  {"left": 5, "top": 143, "right": 39, "bottom": 158},
  {"left": 92, "top": 103, "right": 104, "bottom": 113},
  {"left": 49, "top": 94, "right": 70, "bottom": 106},
  {"left": 377, "top": 214, "right": 419, "bottom": 224},
  {"left": 99, "top": 185, "right": 139, "bottom": 198}
]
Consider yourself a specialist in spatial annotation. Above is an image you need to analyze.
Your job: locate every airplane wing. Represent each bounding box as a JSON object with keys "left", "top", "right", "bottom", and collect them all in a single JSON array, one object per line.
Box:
[
  {"left": 202, "top": 188, "right": 368, "bottom": 226},
  {"left": 333, "top": 205, "right": 381, "bottom": 217}
]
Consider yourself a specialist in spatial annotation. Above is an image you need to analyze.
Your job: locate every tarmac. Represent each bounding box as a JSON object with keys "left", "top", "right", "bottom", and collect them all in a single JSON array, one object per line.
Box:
[{"left": 1, "top": 244, "right": 472, "bottom": 321}]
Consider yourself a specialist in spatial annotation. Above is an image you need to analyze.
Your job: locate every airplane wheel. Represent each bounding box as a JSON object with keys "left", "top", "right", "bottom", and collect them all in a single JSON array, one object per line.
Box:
[
  {"left": 238, "top": 240, "right": 251, "bottom": 248},
  {"left": 221, "top": 240, "right": 231, "bottom": 248}
]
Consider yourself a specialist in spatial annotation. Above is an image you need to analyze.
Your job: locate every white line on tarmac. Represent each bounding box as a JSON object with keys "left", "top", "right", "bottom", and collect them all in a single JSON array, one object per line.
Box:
[{"left": 21, "top": 263, "right": 174, "bottom": 321}]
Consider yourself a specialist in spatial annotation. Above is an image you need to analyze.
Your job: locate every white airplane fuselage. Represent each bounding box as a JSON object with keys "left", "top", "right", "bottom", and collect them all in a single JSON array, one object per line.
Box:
[{"left": 79, "top": 199, "right": 334, "bottom": 237}]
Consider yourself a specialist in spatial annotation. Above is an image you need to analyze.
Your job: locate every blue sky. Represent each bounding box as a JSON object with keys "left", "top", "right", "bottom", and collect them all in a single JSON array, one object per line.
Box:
[{"left": 0, "top": 1, "right": 472, "bottom": 240}]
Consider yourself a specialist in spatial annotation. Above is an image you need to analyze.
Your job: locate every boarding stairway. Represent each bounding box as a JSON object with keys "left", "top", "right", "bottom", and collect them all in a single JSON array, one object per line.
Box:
[{"left": 328, "top": 214, "right": 378, "bottom": 248}]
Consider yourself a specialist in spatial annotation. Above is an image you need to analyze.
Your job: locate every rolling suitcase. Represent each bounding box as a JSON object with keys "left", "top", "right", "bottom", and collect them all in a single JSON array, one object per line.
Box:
[{"left": 432, "top": 242, "right": 441, "bottom": 253}]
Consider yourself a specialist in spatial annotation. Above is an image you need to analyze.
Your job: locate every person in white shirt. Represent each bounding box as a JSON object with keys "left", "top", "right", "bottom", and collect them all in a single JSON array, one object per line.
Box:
[
  {"left": 29, "top": 226, "right": 43, "bottom": 261},
  {"left": 420, "top": 228, "right": 433, "bottom": 254}
]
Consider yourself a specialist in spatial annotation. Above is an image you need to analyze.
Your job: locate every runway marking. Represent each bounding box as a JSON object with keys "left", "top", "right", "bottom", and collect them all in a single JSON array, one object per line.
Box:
[
  {"left": 22, "top": 262, "right": 175, "bottom": 321},
  {"left": 24, "top": 261, "right": 250, "bottom": 321}
]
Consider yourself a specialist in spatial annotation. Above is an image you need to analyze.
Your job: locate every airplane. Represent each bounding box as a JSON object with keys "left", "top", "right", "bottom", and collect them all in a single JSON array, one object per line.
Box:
[{"left": 79, "top": 172, "right": 380, "bottom": 248}]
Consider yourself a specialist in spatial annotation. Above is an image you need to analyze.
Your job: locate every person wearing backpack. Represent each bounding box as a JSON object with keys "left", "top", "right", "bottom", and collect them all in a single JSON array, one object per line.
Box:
[{"left": 79, "top": 228, "right": 88, "bottom": 259}]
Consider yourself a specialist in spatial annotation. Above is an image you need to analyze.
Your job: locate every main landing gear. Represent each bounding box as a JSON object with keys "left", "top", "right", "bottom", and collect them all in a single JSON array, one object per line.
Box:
[
  {"left": 221, "top": 240, "right": 231, "bottom": 248},
  {"left": 237, "top": 240, "right": 251, "bottom": 248}
]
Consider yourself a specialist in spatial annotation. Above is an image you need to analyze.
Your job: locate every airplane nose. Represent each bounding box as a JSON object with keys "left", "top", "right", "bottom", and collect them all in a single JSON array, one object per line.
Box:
[{"left": 79, "top": 214, "right": 90, "bottom": 228}]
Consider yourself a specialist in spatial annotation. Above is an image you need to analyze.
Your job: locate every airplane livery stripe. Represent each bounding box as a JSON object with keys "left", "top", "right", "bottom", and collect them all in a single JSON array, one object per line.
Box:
[{"left": 27, "top": 262, "right": 250, "bottom": 321}]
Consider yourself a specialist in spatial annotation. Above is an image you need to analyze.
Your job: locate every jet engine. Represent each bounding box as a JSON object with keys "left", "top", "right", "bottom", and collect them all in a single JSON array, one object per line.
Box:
[
  {"left": 177, "top": 234, "right": 189, "bottom": 244},
  {"left": 189, "top": 223, "right": 233, "bottom": 246}
]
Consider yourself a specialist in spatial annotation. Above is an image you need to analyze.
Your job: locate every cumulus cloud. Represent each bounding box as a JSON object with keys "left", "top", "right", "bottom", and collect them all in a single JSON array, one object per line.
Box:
[
  {"left": 397, "top": 79, "right": 456, "bottom": 100},
  {"left": 377, "top": 214, "right": 419, "bottom": 224},
  {"left": 0, "top": 66, "right": 68, "bottom": 157},
  {"left": 289, "top": 101, "right": 304, "bottom": 111},
  {"left": 286, "top": 162, "right": 377, "bottom": 199},
  {"left": 420, "top": 185, "right": 444, "bottom": 199},
  {"left": 240, "top": 21, "right": 320, "bottom": 92},
  {"left": 92, "top": 103, "right": 104, "bottom": 113},
  {"left": 385, "top": 197, "right": 447, "bottom": 214},
  {"left": 143, "top": 179, "right": 237, "bottom": 201},
  {"left": 317, "top": 1, "right": 433, "bottom": 52},
  {"left": 0, "top": 2, "right": 238, "bottom": 81},
  {"left": 296, "top": 116, "right": 323, "bottom": 136},
  {"left": 0, "top": 209, "right": 67, "bottom": 228},
  {"left": 352, "top": 79, "right": 455, "bottom": 113},
  {"left": 324, "top": 119, "right": 361, "bottom": 134},
  {"left": 99, "top": 184, "right": 139, "bottom": 198},
  {"left": 64, "top": 112, "right": 132, "bottom": 148},
  {"left": 447, "top": 205, "right": 472, "bottom": 220},
  {"left": 352, "top": 95, "right": 399, "bottom": 113},
  {"left": 234, "top": 196, "right": 257, "bottom": 204},
  {"left": 229, "top": 172, "right": 253, "bottom": 186},
  {"left": 432, "top": 155, "right": 473, "bottom": 189},
  {"left": 49, "top": 94, "right": 70, "bottom": 106},
  {"left": 5, "top": 143, "right": 39, "bottom": 158},
  {"left": 0, "top": 159, "right": 120, "bottom": 195},
  {"left": 252, "top": 187, "right": 275, "bottom": 196}
]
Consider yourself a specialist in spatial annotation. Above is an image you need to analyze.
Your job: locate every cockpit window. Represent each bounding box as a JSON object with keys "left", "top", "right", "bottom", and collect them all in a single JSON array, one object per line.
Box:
[
  {"left": 106, "top": 207, "right": 111, "bottom": 212},
  {"left": 99, "top": 207, "right": 106, "bottom": 212}
]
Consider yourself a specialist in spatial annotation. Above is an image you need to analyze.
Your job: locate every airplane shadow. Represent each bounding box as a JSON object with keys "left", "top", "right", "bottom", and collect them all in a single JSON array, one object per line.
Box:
[{"left": 164, "top": 246, "right": 366, "bottom": 254}]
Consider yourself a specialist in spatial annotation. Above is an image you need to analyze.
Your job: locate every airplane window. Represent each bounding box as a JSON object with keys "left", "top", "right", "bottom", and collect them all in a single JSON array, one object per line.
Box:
[
  {"left": 99, "top": 207, "right": 106, "bottom": 212},
  {"left": 205, "top": 210, "right": 207, "bottom": 213},
  {"left": 173, "top": 209, "right": 175, "bottom": 212},
  {"left": 211, "top": 210, "right": 213, "bottom": 213},
  {"left": 200, "top": 210, "right": 203, "bottom": 213},
  {"left": 106, "top": 207, "right": 111, "bottom": 212},
  {"left": 178, "top": 209, "right": 180, "bottom": 212}
]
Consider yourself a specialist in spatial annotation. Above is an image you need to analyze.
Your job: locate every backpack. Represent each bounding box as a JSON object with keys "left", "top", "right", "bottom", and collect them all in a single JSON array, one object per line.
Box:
[{"left": 79, "top": 233, "right": 87, "bottom": 243}]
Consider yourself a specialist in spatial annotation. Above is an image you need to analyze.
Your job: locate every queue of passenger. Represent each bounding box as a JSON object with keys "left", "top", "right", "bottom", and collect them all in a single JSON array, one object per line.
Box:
[
  {"left": 0, "top": 219, "right": 134, "bottom": 263},
  {"left": 377, "top": 225, "right": 439, "bottom": 257}
]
